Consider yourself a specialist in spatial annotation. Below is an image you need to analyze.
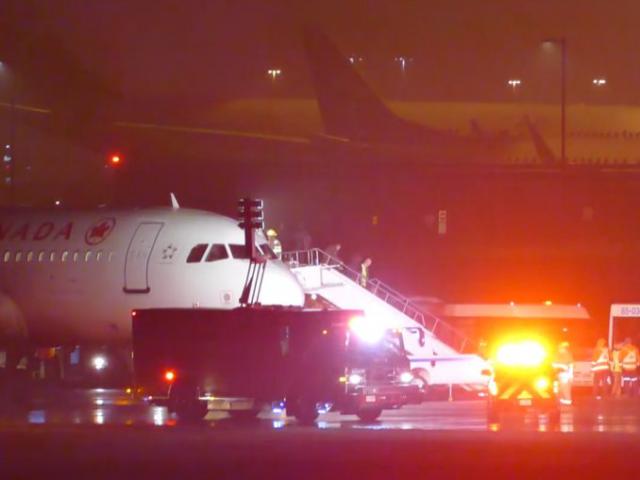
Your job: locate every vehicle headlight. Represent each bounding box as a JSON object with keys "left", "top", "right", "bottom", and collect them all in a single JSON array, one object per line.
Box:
[
  {"left": 349, "top": 315, "right": 385, "bottom": 344},
  {"left": 399, "top": 371, "right": 414, "bottom": 384},
  {"left": 348, "top": 373, "right": 364, "bottom": 385},
  {"left": 91, "top": 355, "right": 108, "bottom": 371},
  {"left": 534, "top": 376, "right": 550, "bottom": 391},
  {"left": 488, "top": 380, "right": 498, "bottom": 396},
  {"left": 495, "top": 340, "right": 547, "bottom": 367}
]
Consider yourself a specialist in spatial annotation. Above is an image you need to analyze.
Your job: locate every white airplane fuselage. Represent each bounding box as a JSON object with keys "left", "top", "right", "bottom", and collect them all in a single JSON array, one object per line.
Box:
[{"left": 0, "top": 207, "right": 304, "bottom": 346}]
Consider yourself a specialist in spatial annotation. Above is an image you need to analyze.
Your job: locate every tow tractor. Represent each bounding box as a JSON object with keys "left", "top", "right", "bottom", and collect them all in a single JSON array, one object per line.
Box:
[
  {"left": 131, "top": 307, "right": 421, "bottom": 423},
  {"left": 486, "top": 337, "right": 560, "bottom": 423}
]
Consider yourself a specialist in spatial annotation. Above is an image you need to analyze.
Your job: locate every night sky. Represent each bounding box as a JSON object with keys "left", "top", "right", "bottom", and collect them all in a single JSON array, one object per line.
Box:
[{"left": 3, "top": 0, "right": 640, "bottom": 106}]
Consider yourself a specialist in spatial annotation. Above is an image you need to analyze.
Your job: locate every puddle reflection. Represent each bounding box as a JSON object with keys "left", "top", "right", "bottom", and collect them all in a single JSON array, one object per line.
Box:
[
  {"left": 13, "top": 396, "right": 640, "bottom": 434},
  {"left": 93, "top": 408, "right": 105, "bottom": 425}
]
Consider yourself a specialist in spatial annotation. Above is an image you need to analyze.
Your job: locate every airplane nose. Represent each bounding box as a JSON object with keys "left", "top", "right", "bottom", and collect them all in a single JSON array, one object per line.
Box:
[{"left": 258, "top": 260, "right": 305, "bottom": 307}]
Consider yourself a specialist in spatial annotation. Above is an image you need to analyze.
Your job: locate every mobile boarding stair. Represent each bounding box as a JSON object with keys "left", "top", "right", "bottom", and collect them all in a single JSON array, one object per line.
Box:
[{"left": 282, "top": 248, "right": 489, "bottom": 394}]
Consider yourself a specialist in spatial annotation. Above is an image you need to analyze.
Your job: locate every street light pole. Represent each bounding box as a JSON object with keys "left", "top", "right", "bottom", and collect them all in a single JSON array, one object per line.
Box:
[
  {"left": 9, "top": 72, "right": 16, "bottom": 203},
  {"left": 559, "top": 37, "right": 566, "bottom": 166},
  {"left": 1, "top": 60, "right": 16, "bottom": 204},
  {"left": 542, "top": 37, "right": 567, "bottom": 166}
]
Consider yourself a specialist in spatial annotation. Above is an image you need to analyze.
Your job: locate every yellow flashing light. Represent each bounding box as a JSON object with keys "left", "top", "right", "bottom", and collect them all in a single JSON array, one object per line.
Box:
[
  {"left": 495, "top": 340, "right": 547, "bottom": 367},
  {"left": 535, "top": 377, "right": 551, "bottom": 392}
]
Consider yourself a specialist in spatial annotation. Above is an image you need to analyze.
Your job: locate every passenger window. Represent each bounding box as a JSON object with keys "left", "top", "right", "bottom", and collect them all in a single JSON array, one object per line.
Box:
[
  {"left": 27, "top": 251, "right": 34, "bottom": 262},
  {"left": 38, "top": 251, "right": 45, "bottom": 262},
  {"left": 72, "top": 251, "right": 79, "bottom": 262},
  {"left": 205, "top": 244, "right": 229, "bottom": 262},
  {"left": 186, "top": 244, "right": 208, "bottom": 263},
  {"left": 49, "top": 251, "right": 56, "bottom": 262},
  {"left": 108, "top": 252, "right": 114, "bottom": 262},
  {"left": 15, "top": 251, "right": 22, "bottom": 262},
  {"left": 3, "top": 251, "right": 10, "bottom": 262},
  {"left": 260, "top": 243, "right": 276, "bottom": 260},
  {"left": 229, "top": 244, "right": 250, "bottom": 259},
  {"left": 61, "top": 251, "right": 69, "bottom": 262},
  {"left": 85, "top": 251, "right": 92, "bottom": 262},
  {"left": 96, "top": 250, "right": 103, "bottom": 262}
]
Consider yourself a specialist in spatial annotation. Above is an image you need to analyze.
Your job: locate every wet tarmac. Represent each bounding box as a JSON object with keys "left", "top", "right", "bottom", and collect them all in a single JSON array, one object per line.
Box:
[
  {"left": 3, "top": 388, "right": 640, "bottom": 478},
  {"left": 2, "top": 388, "right": 640, "bottom": 433}
]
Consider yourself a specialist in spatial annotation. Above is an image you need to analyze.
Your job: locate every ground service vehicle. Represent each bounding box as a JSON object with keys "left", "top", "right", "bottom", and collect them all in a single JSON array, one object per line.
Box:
[
  {"left": 442, "top": 303, "right": 596, "bottom": 387},
  {"left": 609, "top": 304, "right": 640, "bottom": 347},
  {"left": 132, "top": 307, "right": 421, "bottom": 423},
  {"left": 486, "top": 338, "right": 560, "bottom": 423}
]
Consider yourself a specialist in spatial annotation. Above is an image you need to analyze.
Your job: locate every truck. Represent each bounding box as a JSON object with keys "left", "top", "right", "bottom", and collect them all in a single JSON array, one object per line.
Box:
[
  {"left": 486, "top": 337, "right": 561, "bottom": 423},
  {"left": 131, "top": 307, "right": 421, "bottom": 423}
]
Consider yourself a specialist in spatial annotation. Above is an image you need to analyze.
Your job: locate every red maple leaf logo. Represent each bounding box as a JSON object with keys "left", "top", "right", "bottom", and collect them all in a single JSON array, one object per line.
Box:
[{"left": 85, "top": 218, "right": 116, "bottom": 245}]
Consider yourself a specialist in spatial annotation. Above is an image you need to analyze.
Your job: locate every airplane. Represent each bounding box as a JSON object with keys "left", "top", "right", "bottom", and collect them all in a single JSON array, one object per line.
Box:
[
  {"left": 109, "top": 28, "right": 640, "bottom": 168},
  {"left": 0, "top": 14, "right": 551, "bottom": 168},
  {"left": 0, "top": 196, "right": 305, "bottom": 378},
  {"left": 198, "top": 28, "right": 640, "bottom": 168},
  {"left": 300, "top": 27, "right": 520, "bottom": 163},
  {"left": 4, "top": 14, "right": 640, "bottom": 230},
  {"left": 4, "top": 17, "right": 640, "bottom": 209},
  {"left": 89, "top": 28, "right": 532, "bottom": 166}
]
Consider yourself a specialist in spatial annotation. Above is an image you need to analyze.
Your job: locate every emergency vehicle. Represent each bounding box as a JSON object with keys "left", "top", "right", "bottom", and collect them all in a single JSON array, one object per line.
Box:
[
  {"left": 486, "top": 337, "right": 561, "bottom": 423},
  {"left": 441, "top": 303, "right": 596, "bottom": 387},
  {"left": 132, "top": 307, "right": 421, "bottom": 423}
]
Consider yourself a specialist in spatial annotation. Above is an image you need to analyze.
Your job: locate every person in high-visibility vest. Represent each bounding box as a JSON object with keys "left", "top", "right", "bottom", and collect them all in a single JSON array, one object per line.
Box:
[
  {"left": 359, "top": 258, "right": 372, "bottom": 288},
  {"left": 611, "top": 343, "right": 623, "bottom": 398},
  {"left": 266, "top": 228, "right": 282, "bottom": 260},
  {"left": 620, "top": 337, "right": 640, "bottom": 397},
  {"left": 552, "top": 341, "right": 574, "bottom": 405},
  {"left": 477, "top": 337, "right": 489, "bottom": 359},
  {"left": 591, "top": 338, "right": 610, "bottom": 400}
]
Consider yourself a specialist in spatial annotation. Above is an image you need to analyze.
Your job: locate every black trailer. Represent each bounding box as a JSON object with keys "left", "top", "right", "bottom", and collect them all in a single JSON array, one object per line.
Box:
[{"left": 132, "top": 307, "right": 420, "bottom": 423}]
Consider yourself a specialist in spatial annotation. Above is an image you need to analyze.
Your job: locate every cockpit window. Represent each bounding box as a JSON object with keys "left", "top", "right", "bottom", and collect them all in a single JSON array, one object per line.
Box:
[
  {"left": 229, "top": 244, "right": 250, "bottom": 259},
  {"left": 259, "top": 243, "right": 276, "bottom": 260},
  {"left": 186, "top": 244, "right": 208, "bottom": 263},
  {"left": 205, "top": 244, "right": 228, "bottom": 262}
]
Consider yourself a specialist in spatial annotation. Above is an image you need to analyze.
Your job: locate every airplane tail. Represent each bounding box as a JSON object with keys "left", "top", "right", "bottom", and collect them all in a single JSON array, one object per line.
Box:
[
  {"left": 523, "top": 115, "right": 557, "bottom": 165},
  {"left": 302, "top": 26, "right": 405, "bottom": 142}
]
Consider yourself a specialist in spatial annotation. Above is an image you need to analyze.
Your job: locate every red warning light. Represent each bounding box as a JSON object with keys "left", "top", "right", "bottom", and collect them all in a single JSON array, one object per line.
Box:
[
  {"left": 108, "top": 153, "right": 122, "bottom": 167},
  {"left": 164, "top": 370, "right": 176, "bottom": 382}
]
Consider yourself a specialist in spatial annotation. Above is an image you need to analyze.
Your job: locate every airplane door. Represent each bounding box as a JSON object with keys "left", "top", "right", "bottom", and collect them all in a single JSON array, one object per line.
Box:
[{"left": 123, "top": 222, "right": 164, "bottom": 293}]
